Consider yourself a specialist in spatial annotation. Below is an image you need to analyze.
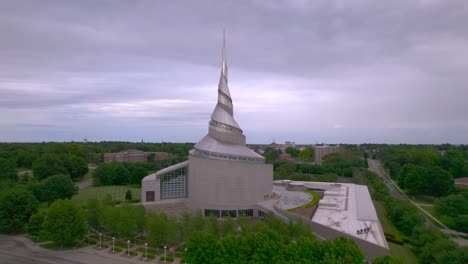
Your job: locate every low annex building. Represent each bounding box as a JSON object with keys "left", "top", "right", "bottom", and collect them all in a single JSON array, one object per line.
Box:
[{"left": 141, "top": 38, "right": 273, "bottom": 217}]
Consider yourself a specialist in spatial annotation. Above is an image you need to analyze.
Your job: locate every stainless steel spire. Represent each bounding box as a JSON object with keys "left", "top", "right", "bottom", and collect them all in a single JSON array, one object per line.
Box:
[{"left": 205, "top": 31, "right": 246, "bottom": 145}]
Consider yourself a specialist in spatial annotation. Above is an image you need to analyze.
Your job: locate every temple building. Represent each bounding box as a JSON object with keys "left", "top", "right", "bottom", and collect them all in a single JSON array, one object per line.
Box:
[{"left": 141, "top": 37, "right": 273, "bottom": 217}]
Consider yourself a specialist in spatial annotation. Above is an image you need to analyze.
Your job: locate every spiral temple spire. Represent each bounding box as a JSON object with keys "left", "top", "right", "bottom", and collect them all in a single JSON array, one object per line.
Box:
[{"left": 207, "top": 31, "right": 246, "bottom": 145}]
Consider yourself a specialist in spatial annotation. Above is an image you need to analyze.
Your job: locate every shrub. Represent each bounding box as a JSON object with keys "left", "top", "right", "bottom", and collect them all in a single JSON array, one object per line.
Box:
[
  {"left": 146, "top": 253, "right": 155, "bottom": 259},
  {"left": 113, "top": 247, "right": 122, "bottom": 252},
  {"left": 385, "top": 236, "right": 404, "bottom": 245},
  {"left": 160, "top": 256, "right": 175, "bottom": 262},
  {"left": 85, "top": 237, "right": 97, "bottom": 245},
  {"left": 124, "top": 250, "right": 138, "bottom": 256}
]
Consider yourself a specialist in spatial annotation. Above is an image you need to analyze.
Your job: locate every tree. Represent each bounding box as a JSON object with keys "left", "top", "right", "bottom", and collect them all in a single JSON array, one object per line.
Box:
[
  {"left": 32, "top": 153, "right": 67, "bottom": 180},
  {"left": 285, "top": 147, "right": 299, "bottom": 157},
  {"left": 43, "top": 199, "right": 86, "bottom": 248},
  {"left": 298, "top": 147, "right": 313, "bottom": 160},
  {"left": 125, "top": 189, "right": 132, "bottom": 200},
  {"left": 263, "top": 147, "right": 280, "bottom": 163},
  {"left": 42, "top": 174, "right": 78, "bottom": 202},
  {"left": 372, "top": 255, "right": 404, "bottom": 264},
  {"left": 0, "top": 189, "right": 38, "bottom": 233},
  {"left": 435, "top": 194, "right": 467, "bottom": 217},
  {"left": 62, "top": 154, "right": 88, "bottom": 180},
  {"left": 28, "top": 212, "right": 46, "bottom": 238},
  {"left": 453, "top": 215, "right": 468, "bottom": 233},
  {"left": 0, "top": 158, "right": 17, "bottom": 181},
  {"left": 420, "top": 238, "right": 458, "bottom": 264},
  {"left": 221, "top": 216, "right": 236, "bottom": 237}
]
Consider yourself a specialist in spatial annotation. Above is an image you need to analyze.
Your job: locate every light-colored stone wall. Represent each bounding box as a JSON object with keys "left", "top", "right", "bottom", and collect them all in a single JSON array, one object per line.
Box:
[
  {"left": 141, "top": 175, "right": 160, "bottom": 202},
  {"left": 187, "top": 153, "right": 273, "bottom": 211}
]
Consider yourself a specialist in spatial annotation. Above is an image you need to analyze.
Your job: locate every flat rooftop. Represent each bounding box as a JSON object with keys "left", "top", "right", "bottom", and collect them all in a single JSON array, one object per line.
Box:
[{"left": 273, "top": 180, "right": 388, "bottom": 249}]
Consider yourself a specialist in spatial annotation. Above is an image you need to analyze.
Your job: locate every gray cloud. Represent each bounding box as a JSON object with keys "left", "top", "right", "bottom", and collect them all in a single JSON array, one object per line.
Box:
[{"left": 0, "top": 0, "right": 467, "bottom": 143}]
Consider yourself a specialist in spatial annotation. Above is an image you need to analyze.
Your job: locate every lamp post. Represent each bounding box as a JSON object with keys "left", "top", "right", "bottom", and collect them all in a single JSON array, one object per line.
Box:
[
  {"left": 185, "top": 248, "right": 187, "bottom": 264},
  {"left": 164, "top": 246, "right": 167, "bottom": 263},
  {"left": 99, "top": 233, "right": 102, "bottom": 249},
  {"left": 144, "top": 243, "right": 148, "bottom": 260},
  {"left": 127, "top": 240, "right": 130, "bottom": 256},
  {"left": 112, "top": 237, "right": 115, "bottom": 253}
]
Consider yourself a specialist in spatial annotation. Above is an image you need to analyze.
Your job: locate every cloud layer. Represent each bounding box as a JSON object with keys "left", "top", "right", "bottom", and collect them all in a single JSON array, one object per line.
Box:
[{"left": 1, "top": 0, "right": 467, "bottom": 144}]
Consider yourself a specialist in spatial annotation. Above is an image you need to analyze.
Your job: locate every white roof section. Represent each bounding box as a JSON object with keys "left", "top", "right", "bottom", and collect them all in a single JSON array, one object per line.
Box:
[
  {"left": 355, "top": 185, "right": 378, "bottom": 221},
  {"left": 142, "top": 161, "right": 189, "bottom": 182},
  {"left": 195, "top": 135, "right": 263, "bottom": 158},
  {"left": 273, "top": 180, "right": 388, "bottom": 249}
]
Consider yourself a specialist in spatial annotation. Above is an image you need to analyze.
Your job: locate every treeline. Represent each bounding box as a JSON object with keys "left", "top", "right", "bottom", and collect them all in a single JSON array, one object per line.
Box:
[
  {"left": 375, "top": 146, "right": 466, "bottom": 196},
  {"left": 0, "top": 142, "right": 194, "bottom": 189},
  {"left": 367, "top": 144, "right": 468, "bottom": 233},
  {"left": 357, "top": 169, "right": 467, "bottom": 264},
  {"left": 84, "top": 196, "right": 370, "bottom": 263},
  {"left": 272, "top": 149, "right": 368, "bottom": 180},
  {"left": 93, "top": 162, "right": 148, "bottom": 186}
]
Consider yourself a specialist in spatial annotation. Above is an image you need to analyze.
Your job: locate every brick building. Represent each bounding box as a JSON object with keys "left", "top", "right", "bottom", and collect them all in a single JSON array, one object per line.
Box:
[{"left": 104, "top": 149, "right": 171, "bottom": 163}]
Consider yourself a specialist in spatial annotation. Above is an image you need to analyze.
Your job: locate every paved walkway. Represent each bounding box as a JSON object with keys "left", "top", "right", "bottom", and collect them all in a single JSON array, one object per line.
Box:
[
  {"left": 75, "top": 178, "right": 94, "bottom": 189},
  {"left": 0, "top": 235, "right": 182, "bottom": 264}
]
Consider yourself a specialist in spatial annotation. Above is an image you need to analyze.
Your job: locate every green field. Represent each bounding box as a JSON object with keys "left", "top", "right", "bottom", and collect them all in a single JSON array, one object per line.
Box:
[
  {"left": 389, "top": 243, "right": 418, "bottom": 264},
  {"left": 72, "top": 185, "right": 141, "bottom": 204}
]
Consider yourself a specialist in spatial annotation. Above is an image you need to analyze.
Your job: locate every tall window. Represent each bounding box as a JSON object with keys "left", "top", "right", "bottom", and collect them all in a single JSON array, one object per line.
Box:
[{"left": 160, "top": 167, "right": 188, "bottom": 200}]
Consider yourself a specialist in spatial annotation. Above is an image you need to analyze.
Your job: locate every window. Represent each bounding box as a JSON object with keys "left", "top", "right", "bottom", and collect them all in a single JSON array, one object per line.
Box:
[
  {"left": 160, "top": 167, "right": 188, "bottom": 200},
  {"left": 237, "top": 209, "right": 254, "bottom": 217},
  {"left": 221, "top": 210, "right": 237, "bottom": 218},
  {"left": 146, "top": 191, "right": 155, "bottom": 202},
  {"left": 258, "top": 210, "right": 267, "bottom": 218}
]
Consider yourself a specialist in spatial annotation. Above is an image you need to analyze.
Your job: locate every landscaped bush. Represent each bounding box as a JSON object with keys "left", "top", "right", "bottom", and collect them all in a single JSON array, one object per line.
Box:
[
  {"left": 385, "top": 236, "right": 404, "bottom": 245},
  {"left": 124, "top": 250, "right": 138, "bottom": 256},
  {"left": 113, "top": 247, "right": 122, "bottom": 252},
  {"left": 146, "top": 253, "right": 155, "bottom": 259},
  {"left": 85, "top": 237, "right": 97, "bottom": 244},
  {"left": 160, "top": 256, "right": 174, "bottom": 262}
]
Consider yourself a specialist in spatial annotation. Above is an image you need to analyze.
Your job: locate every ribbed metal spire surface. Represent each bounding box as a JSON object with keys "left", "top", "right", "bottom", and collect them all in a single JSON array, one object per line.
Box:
[{"left": 217, "top": 30, "right": 233, "bottom": 115}]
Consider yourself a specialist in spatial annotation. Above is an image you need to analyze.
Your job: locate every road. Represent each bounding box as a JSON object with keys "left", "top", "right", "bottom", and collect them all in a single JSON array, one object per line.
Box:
[
  {"left": 367, "top": 159, "right": 405, "bottom": 199},
  {"left": 75, "top": 178, "right": 93, "bottom": 189},
  {"left": 367, "top": 159, "right": 468, "bottom": 246},
  {"left": 0, "top": 235, "right": 169, "bottom": 264}
]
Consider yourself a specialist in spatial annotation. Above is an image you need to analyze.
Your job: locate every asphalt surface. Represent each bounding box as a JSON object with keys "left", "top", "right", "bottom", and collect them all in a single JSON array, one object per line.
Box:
[
  {"left": 75, "top": 178, "right": 94, "bottom": 189},
  {"left": 367, "top": 159, "right": 405, "bottom": 199},
  {"left": 0, "top": 235, "right": 165, "bottom": 264}
]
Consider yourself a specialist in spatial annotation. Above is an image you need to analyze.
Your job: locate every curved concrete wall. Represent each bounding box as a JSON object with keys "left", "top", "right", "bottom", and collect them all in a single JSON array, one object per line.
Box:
[{"left": 187, "top": 153, "right": 273, "bottom": 211}]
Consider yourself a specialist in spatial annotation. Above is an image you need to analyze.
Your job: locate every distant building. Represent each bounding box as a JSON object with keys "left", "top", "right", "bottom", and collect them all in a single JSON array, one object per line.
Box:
[
  {"left": 104, "top": 150, "right": 171, "bottom": 163},
  {"left": 278, "top": 153, "right": 292, "bottom": 161},
  {"left": 455, "top": 177, "right": 468, "bottom": 188},
  {"left": 268, "top": 140, "right": 283, "bottom": 151},
  {"left": 284, "top": 141, "right": 296, "bottom": 149},
  {"left": 314, "top": 145, "right": 344, "bottom": 165}
]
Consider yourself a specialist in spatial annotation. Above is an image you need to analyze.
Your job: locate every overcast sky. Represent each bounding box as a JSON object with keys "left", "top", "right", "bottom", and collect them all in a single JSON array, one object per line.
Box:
[{"left": 1, "top": 0, "right": 467, "bottom": 144}]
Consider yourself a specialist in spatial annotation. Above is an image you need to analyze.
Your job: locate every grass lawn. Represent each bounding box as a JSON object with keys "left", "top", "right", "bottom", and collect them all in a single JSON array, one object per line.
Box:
[
  {"left": 71, "top": 185, "right": 141, "bottom": 204},
  {"left": 389, "top": 243, "right": 418, "bottom": 264},
  {"left": 287, "top": 189, "right": 320, "bottom": 211}
]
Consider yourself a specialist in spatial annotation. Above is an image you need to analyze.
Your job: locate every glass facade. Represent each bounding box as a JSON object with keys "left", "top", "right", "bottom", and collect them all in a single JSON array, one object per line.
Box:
[{"left": 160, "top": 167, "right": 188, "bottom": 200}]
